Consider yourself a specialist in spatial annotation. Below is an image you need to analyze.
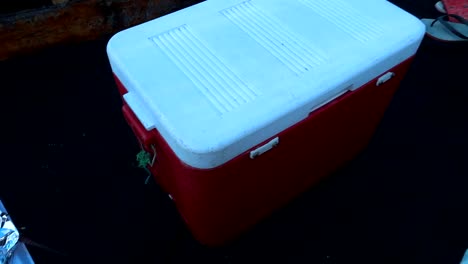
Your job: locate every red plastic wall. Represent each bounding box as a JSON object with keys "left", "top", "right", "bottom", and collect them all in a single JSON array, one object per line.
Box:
[{"left": 116, "top": 57, "right": 414, "bottom": 246}]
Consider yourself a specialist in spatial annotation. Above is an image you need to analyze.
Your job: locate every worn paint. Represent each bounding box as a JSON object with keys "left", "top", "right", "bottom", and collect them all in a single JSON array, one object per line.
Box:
[{"left": 0, "top": 0, "right": 196, "bottom": 60}]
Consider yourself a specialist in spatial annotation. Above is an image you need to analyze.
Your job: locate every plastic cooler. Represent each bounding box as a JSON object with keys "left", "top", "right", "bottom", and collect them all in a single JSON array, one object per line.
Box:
[{"left": 107, "top": 0, "right": 425, "bottom": 246}]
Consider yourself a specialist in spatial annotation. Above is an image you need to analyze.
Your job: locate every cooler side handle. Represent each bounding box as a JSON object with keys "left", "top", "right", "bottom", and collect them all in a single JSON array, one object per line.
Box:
[
  {"left": 122, "top": 93, "right": 156, "bottom": 148},
  {"left": 123, "top": 105, "right": 158, "bottom": 179}
]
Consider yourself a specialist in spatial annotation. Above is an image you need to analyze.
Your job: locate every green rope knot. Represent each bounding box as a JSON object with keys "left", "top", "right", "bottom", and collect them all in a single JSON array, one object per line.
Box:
[{"left": 136, "top": 150, "right": 151, "bottom": 168}]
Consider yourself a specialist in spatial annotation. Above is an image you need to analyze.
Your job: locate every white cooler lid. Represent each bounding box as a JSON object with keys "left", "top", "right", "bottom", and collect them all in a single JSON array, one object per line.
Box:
[{"left": 107, "top": 0, "right": 424, "bottom": 169}]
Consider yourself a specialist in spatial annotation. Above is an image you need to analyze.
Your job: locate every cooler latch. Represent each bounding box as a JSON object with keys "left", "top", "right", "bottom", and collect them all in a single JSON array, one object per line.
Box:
[
  {"left": 377, "top": 72, "right": 395, "bottom": 86},
  {"left": 250, "top": 137, "right": 279, "bottom": 159}
]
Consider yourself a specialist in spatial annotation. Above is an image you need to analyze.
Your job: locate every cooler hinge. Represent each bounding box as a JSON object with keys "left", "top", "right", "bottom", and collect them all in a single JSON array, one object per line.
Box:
[
  {"left": 250, "top": 137, "right": 279, "bottom": 159},
  {"left": 376, "top": 72, "right": 395, "bottom": 86}
]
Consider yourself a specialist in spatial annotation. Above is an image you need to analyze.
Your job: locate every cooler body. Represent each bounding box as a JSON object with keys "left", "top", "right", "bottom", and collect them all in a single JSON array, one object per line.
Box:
[
  {"left": 107, "top": 0, "right": 425, "bottom": 246},
  {"left": 116, "top": 57, "right": 413, "bottom": 245}
]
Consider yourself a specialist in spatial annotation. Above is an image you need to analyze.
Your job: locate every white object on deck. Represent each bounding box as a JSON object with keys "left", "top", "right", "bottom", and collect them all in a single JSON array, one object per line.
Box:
[{"left": 0, "top": 201, "right": 34, "bottom": 264}]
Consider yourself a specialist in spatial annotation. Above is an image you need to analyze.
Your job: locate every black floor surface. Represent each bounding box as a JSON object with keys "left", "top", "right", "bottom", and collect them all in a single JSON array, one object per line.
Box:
[{"left": 1, "top": 0, "right": 468, "bottom": 263}]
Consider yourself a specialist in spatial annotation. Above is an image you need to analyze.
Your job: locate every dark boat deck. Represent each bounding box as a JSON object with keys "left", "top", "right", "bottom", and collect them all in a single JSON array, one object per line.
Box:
[{"left": 1, "top": 0, "right": 468, "bottom": 263}]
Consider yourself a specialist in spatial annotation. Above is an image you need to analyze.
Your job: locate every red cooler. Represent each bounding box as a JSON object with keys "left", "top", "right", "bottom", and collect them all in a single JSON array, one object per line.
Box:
[{"left": 107, "top": 0, "right": 425, "bottom": 246}]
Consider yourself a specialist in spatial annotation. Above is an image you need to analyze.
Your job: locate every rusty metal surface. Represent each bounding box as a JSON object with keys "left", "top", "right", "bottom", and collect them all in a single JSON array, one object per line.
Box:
[{"left": 0, "top": 0, "right": 194, "bottom": 60}]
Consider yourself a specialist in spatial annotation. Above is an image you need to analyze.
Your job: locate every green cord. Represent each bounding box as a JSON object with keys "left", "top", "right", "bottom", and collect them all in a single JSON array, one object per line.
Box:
[
  {"left": 136, "top": 150, "right": 152, "bottom": 184},
  {"left": 144, "top": 168, "right": 152, "bottom": 185}
]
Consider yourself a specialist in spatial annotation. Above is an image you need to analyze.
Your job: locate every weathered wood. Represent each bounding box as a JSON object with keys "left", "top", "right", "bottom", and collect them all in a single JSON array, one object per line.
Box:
[{"left": 0, "top": 0, "right": 196, "bottom": 60}]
